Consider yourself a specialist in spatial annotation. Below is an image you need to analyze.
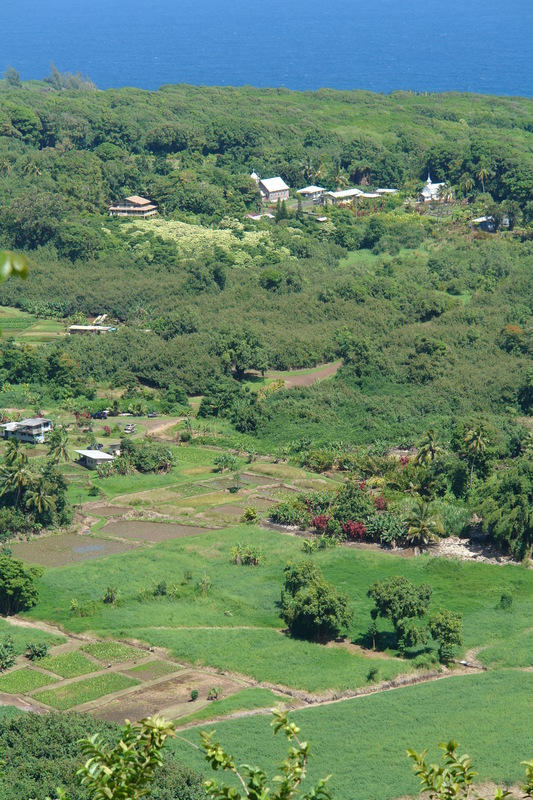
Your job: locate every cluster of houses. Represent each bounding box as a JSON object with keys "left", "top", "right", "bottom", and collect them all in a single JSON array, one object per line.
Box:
[
  {"left": 0, "top": 417, "right": 121, "bottom": 470},
  {"left": 250, "top": 171, "right": 400, "bottom": 207},
  {"left": 249, "top": 171, "right": 455, "bottom": 209},
  {"left": 107, "top": 176, "right": 450, "bottom": 226}
]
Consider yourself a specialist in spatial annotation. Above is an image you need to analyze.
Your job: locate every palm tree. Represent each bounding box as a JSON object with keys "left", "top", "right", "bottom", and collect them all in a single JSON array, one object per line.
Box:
[
  {"left": 476, "top": 165, "right": 494, "bottom": 195},
  {"left": 4, "top": 437, "right": 25, "bottom": 467},
  {"left": 0, "top": 461, "right": 31, "bottom": 510},
  {"left": 25, "top": 478, "right": 56, "bottom": 515},
  {"left": 333, "top": 166, "right": 349, "bottom": 191},
  {"left": 415, "top": 430, "right": 443, "bottom": 466},
  {"left": 47, "top": 427, "right": 70, "bottom": 465},
  {"left": 403, "top": 500, "right": 444, "bottom": 555},
  {"left": 459, "top": 172, "right": 475, "bottom": 200},
  {"left": 464, "top": 425, "right": 489, "bottom": 489}
]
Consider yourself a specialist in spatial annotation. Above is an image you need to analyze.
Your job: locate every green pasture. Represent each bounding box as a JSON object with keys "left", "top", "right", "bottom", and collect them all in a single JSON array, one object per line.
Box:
[
  {"left": 0, "top": 618, "right": 66, "bottom": 654},
  {"left": 21, "top": 526, "right": 533, "bottom": 692},
  {"left": 172, "top": 670, "right": 533, "bottom": 800}
]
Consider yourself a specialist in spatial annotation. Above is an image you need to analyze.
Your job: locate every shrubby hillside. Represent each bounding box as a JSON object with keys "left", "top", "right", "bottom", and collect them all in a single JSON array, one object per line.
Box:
[{"left": 0, "top": 79, "right": 531, "bottom": 448}]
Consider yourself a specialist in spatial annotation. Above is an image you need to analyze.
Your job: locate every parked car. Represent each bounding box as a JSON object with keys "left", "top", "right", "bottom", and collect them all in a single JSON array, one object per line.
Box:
[
  {"left": 123, "top": 423, "right": 137, "bottom": 434},
  {"left": 147, "top": 412, "right": 158, "bottom": 418}
]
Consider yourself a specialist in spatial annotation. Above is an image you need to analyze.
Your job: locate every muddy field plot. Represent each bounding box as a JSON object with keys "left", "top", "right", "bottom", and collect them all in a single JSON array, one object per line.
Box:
[
  {"left": 124, "top": 660, "right": 183, "bottom": 681},
  {"left": 210, "top": 505, "right": 246, "bottom": 517},
  {"left": 88, "top": 506, "right": 133, "bottom": 517},
  {"left": 102, "top": 520, "right": 214, "bottom": 542},
  {"left": 10, "top": 533, "right": 139, "bottom": 566},
  {"left": 90, "top": 670, "right": 244, "bottom": 724}
]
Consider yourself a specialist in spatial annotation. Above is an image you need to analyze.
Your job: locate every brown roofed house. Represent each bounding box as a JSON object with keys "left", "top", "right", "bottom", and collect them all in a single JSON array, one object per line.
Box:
[{"left": 108, "top": 195, "right": 158, "bottom": 218}]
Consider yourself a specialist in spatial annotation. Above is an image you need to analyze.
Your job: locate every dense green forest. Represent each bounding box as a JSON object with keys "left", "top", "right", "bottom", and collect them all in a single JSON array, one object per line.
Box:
[{"left": 0, "top": 79, "right": 532, "bottom": 451}]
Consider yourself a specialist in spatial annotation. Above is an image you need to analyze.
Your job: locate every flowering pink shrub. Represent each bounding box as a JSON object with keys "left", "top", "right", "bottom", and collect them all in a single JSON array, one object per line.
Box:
[
  {"left": 358, "top": 481, "right": 367, "bottom": 491},
  {"left": 400, "top": 455, "right": 410, "bottom": 466}
]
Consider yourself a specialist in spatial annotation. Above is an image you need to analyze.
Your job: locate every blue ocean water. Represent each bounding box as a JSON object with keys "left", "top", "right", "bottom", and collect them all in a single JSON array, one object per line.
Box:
[{"left": 1, "top": 0, "right": 532, "bottom": 96}]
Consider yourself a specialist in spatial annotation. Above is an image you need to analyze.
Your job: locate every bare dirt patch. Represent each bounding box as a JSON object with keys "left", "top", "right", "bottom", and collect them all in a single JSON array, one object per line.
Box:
[
  {"left": 281, "top": 361, "right": 342, "bottom": 389},
  {"left": 210, "top": 505, "right": 246, "bottom": 517},
  {"left": 248, "top": 497, "right": 277, "bottom": 510},
  {"left": 102, "top": 520, "right": 214, "bottom": 543},
  {"left": 10, "top": 533, "right": 138, "bottom": 567},
  {"left": 87, "top": 505, "right": 132, "bottom": 517},
  {"left": 123, "top": 660, "right": 182, "bottom": 682},
  {"left": 241, "top": 473, "right": 280, "bottom": 486},
  {"left": 90, "top": 670, "right": 243, "bottom": 724}
]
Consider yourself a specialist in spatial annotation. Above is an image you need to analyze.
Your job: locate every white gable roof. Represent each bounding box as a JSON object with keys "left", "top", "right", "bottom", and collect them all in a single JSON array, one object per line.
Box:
[
  {"left": 326, "top": 188, "right": 363, "bottom": 199},
  {"left": 75, "top": 450, "right": 115, "bottom": 460},
  {"left": 259, "top": 177, "right": 289, "bottom": 193},
  {"left": 297, "top": 185, "right": 326, "bottom": 194}
]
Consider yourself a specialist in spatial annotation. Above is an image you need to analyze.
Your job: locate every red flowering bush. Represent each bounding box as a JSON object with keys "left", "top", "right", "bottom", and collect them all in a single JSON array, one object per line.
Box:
[
  {"left": 374, "top": 495, "right": 389, "bottom": 511},
  {"left": 358, "top": 481, "right": 367, "bottom": 491},
  {"left": 342, "top": 520, "right": 367, "bottom": 540},
  {"left": 400, "top": 455, "right": 410, "bottom": 466},
  {"left": 310, "top": 514, "right": 330, "bottom": 533}
]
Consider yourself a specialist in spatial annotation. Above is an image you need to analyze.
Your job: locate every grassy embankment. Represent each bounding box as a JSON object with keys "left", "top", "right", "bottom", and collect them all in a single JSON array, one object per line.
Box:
[{"left": 22, "top": 526, "right": 533, "bottom": 693}]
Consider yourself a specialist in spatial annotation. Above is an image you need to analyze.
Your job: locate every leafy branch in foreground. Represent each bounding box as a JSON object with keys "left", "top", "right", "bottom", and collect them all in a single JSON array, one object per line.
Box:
[
  {"left": 408, "top": 739, "right": 533, "bottom": 800},
  {"left": 199, "top": 707, "right": 331, "bottom": 800},
  {"left": 75, "top": 715, "right": 176, "bottom": 800},
  {"left": 0, "top": 250, "right": 28, "bottom": 283}
]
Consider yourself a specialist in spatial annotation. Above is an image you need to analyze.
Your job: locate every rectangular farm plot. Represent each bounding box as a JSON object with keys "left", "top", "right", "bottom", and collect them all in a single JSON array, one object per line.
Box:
[
  {"left": 81, "top": 641, "right": 143, "bottom": 665},
  {"left": 125, "top": 660, "right": 182, "bottom": 681},
  {"left": 90, "top": 670, "right": 243, "bottom": 724},
  {"left": 0, "top": 668, "right": 59, "bottom": 694},
  {"left": 102, "top": 521, "right": 212, "bottom": 542},
  {"left": 34, "top": 673, "right": 140, "bottom": 710},
  {"left": 10, "top": 533, "right": 138, "bottom": 567},
  {"left": 38, "top": 651, "right": 98, "bottom": 679}
]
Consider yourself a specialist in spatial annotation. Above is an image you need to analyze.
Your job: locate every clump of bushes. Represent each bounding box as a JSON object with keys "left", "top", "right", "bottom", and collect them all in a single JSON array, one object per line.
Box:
[
  {"left": 281, "top": 561, "right": 352, "bottom": 642},
  {"left": 26, "top": 642, "right": 50, "bottom": 661},
  {"left": 230, "top": 543, "right": 264, "bottom": 566}
]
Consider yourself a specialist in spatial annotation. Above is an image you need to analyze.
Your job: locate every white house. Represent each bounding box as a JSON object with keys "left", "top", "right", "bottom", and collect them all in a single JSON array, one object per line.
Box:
[
  {"left": 297, "top": 185, "right": 326, "bottom": 202},
  {"left": 1, "top": 418, "right": 52, "bottom": 444},
  {"left": 75, "top": 450, "right": 116, "bottom": 470},
  {"left": 419, "top": 176, "right": 451, "bottom": 203},
  {"left": 69, "top": 325, "right": 115, "bottom": 335},
  {"left": 324, "top": 188, "right": 363, "bottom": 205},
  {"left": 258, "top": 177, "right": 290, "bottom": 203}
]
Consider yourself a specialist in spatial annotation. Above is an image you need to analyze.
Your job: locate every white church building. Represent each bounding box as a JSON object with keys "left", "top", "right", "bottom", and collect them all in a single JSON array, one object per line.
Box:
[{"left": 419, "top": 175, "right": 451, "bottom": 203}]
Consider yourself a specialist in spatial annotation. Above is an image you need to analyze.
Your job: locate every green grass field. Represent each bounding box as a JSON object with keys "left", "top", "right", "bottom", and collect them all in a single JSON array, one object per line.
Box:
[
  {"left": 172, "top": 670, "right": 533, "bottom": 800},
  {"left": 0, "top": 619, "right": 66, "bottom": 655},
  {"left": 22, "top": 526, "right": 533, "bottom": 693},
  {"left": 34, "top": 673, "right": 139, "bottom": 710}
]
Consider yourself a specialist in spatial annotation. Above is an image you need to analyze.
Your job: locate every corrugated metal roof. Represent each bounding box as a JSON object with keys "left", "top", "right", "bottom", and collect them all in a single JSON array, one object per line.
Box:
[{"left": 259, "top": 177, "right": 289, "bottom": 193}]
